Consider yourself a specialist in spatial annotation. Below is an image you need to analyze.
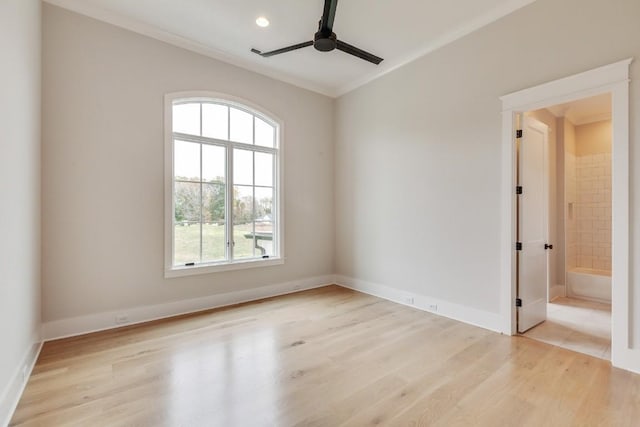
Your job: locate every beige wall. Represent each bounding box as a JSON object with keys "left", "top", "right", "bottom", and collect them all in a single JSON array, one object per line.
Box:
[
  {"left": 335, "top": 0, "right": 640, "bottom": 343},
  {"left": 0, "top": 0, "right": 41, "bottom": 420},
  {"left": 42, "top": 5, "right": 334, "bottom": 322},
  {"left": 576, "top": 120, "right": 612, "bottom": 156}
]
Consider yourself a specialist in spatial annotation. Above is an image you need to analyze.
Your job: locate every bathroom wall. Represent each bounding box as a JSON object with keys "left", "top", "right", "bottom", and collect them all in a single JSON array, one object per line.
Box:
[{"left": 574, "top": 120, "right": 612, "bottom": 271}]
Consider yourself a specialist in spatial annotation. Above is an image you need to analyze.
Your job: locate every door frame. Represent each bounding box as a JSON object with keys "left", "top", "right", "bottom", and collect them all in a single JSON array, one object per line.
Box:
[{"left": 499, "top": 58, "right": 635, "bottom": 371}]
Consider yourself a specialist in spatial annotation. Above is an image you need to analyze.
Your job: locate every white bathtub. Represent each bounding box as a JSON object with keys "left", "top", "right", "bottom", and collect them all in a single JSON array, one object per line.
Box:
[{"left": 567, "top": 267, "right": 611, "bottom": 303}]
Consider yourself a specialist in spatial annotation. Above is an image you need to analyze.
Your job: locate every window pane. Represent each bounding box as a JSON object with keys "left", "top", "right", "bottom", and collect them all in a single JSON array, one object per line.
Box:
[
  {"left": 233, "top": 185, "right": 254, "bottom": 259},
  {"left": 202, "top": 103, "right": 228, "bottom": 140},
  {"left": 174, "top": 140, "right": 200, "bottom": 181},
  {"left": 233, "top": 222, "right": 254, "bottom": 259},
  {"left": 254, "top": 187, "right": 273, "bottom": 221},
  {"left": 255, "top": 221, "right": 274, "bottom": 257},
  {"left": 202, "top": 179, "right": 226, "bottom": 263},
  {"left": 202, "top": 222, "right": 226, "bottom": 263},
  {"left": 233, "top": 149, "right": 253, "bottom": 185},
  {"left": 174, "top": 224, "right": 201, "bottom": 265},
  {"left": 233, "top": 185, "right": 254, "bottom": 224},
  {"left": 173, "top": 103, "right": 200, "bottom": 136},
  {"left": 174, "top": 181, "right": 201, "bottom": 223},
  {"left": 202, "top": 145, "right": 225, "bottom": 183},
  {"left": 255, "top": 117, "right": 275, "bottom": 148},
  {"left": 255, "top": 152, "right": 273, "bottom": 187},
  {"left": 230, "top": 107, "right": 253, "bottom": 144},
  {"left": 174, "top": 181, "right": 201, "bottom": 265},
  {"left": 202, "top": 183, "right": 225, "bottom": 223}
]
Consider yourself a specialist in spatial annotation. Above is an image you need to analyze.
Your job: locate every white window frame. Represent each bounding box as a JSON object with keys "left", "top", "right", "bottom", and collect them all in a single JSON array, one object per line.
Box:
[{"left": 164, "top": 91, "right": 284, "bottom": 278}]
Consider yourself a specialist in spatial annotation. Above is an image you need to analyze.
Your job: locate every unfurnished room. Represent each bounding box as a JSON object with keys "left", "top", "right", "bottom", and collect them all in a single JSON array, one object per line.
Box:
[{"left": 1, "top": 0, "right": 640, "bottom": 426}]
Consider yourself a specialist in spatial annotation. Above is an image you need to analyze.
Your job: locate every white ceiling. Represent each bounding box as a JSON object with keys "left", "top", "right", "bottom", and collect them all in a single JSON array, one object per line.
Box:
[
  {"left": 547, "top": 93, "right": 612, "bottom": 126},
  {"left": 45, "top": 0, "right": 537, "bottom": 97}
]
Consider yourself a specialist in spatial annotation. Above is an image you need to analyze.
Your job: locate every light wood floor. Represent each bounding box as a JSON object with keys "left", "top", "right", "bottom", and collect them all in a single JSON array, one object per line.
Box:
[
  {"left": 523, "top": 297, "right": 611, "bottom": 360},
  {"left": 11, "top": 286, "right": 640, "bottom": 426}
]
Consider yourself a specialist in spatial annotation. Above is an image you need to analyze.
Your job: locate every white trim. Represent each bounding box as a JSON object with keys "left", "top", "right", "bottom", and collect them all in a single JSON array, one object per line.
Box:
[
  {"left": 500, "top": 109, "right": 519, "bottom": 335},
  {"left": 165, "top": 257, "right": 285, "bottom": 278},
  {"left": 42, "top": 275, "right": 333, "bottom": 341},
  {"left": 335, "top": 275, "right": 503, "bottom": 333},
  {"left": 0, "top": 337, "right": 42, "bottom": 427},
  {"left": 164, "top": 91, "right": 284, "bottom": 278},
  {"left": 499, "top": 58, "right": 636, "bottom": 373},
  {"left": 500, "top": 59, "right": 632, "bottom": 110},
  {"left": 43, "top": 0, "right": 535, "bottom": 98}
]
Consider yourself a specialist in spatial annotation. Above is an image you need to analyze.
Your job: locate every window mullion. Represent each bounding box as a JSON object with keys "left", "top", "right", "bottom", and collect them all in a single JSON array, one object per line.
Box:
[
  {"left": 273, "top": 154, "right": 277, "bottom": 256},
  {"left": 227, "top": 147, "right": 233, "bottom": 262},
  {"left": 227, "top": 106, "right": 234, "bottom": 262},
  {"left": 199, "top": 103, "right": 203, "bottom": 264},
  {"left": 252, "top": 151, "right": 256, "bottom": 258}
]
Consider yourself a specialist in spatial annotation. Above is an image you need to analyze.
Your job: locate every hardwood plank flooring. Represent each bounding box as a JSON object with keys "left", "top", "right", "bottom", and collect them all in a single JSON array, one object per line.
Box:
[{"left": 10, "top": 286, "right": 640, "bottom": 426}]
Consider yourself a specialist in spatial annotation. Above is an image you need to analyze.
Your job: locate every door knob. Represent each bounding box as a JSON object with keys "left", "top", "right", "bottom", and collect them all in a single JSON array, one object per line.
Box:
[{"left": 545, "top": 243, "right": 553, "bottom": 250}]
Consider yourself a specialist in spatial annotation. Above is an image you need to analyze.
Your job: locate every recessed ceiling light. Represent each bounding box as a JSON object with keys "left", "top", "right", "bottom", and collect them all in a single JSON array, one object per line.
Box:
[{"left": 256, "top": 17, "right": 270, "bottom": 28}]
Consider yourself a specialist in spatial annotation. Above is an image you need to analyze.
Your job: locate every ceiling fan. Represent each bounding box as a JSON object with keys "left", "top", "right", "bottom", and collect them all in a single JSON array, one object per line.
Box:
[{"left": 251, "top": 0, "right": 384, "bottom": 65}]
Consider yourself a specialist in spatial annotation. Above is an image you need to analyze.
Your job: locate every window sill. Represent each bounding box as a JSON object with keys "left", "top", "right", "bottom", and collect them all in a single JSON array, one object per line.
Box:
[{"left": 165, "top": 257, "right": 284, "bottom": 279}]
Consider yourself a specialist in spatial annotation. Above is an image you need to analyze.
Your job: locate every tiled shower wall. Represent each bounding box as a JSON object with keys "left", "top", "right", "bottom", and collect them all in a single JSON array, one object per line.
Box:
[
  {"left": 564, "top": 119, "right": 612, "bottom": 273},
  {"left": 575, "top": 152, "right": 611, "bottom": 270}
]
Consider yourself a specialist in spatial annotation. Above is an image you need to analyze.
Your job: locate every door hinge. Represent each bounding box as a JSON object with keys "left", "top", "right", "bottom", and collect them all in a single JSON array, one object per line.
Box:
[
  {"left": 515, "top": 242, "right": 522, "bottom": 251},
  {"left": 515, "top": 298, "right": 522, "bottom": 307},
  {"left": 516, "top": 186, "right": 523, "bottom": 195},
  {"left": 516, "top": 129, "right": 523, "bottom": 138}
]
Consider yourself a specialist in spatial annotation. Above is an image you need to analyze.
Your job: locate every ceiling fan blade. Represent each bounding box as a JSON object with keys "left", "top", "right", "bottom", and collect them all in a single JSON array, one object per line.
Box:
[
  {"left": 320, "top": 0, "right": 338, "bottom": 33},
  {"left": 336, "top": 40, "right": 384, "bottom": 65},
  {"left": 251, "top": 41, "right": 313, "bottom": 57}
]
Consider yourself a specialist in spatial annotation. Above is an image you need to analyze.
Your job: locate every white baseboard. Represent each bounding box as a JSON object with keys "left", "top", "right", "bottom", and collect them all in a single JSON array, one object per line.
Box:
[
  {"left": 612, "top": 345, "right": 640, "bottom": 375},
  {"left": 0, "top": 337, "right": 42, "bottom": 427},
  {"left": 335, "top": 275, "right": 503, "bottom": 333},
  {"left": 42, "top": 275, "right": 334, "bottom": 341}
]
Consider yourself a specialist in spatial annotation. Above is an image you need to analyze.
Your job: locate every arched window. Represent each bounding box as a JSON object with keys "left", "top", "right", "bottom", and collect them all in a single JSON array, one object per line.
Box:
[{"left": 164, "top": 93, "right": 282, "bottom": 276}]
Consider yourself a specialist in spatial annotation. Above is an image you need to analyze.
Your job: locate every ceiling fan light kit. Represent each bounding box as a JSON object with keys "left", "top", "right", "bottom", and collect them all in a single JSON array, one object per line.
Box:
[{"left": 251, "top": 0, "right": 383, "bottom": 65}]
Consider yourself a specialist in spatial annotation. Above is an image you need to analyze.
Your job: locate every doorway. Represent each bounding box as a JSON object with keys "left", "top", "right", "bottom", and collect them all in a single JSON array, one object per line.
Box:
[
  {"left": 517, "top": 95, "right": 613, "bottom": 359},
  {"left": 499, "top": 58, "right": 633, "bottom": 371}
]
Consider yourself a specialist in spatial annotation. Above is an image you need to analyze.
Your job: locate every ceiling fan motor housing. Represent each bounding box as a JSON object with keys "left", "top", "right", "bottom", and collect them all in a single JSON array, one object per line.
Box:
[{"left": 314, "top": 31, "right": 337, "bottom": 52}]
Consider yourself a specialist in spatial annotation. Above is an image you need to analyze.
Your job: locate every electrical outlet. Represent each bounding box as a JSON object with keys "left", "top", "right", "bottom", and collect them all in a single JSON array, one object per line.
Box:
[
  {"left": 405, "top": 296, "right": 415, "bottom": 305},
  {"left": 115, "top": 314, "right": 129, "bottom": 324},
  {"left": 427, "top": 304, "right": 438, "bottom": 312}
]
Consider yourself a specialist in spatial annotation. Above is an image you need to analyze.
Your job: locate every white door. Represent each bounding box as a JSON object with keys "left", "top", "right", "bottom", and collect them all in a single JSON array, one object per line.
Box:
[{"left": 517, "top": 116, "right": 550, "bottom": 333}]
